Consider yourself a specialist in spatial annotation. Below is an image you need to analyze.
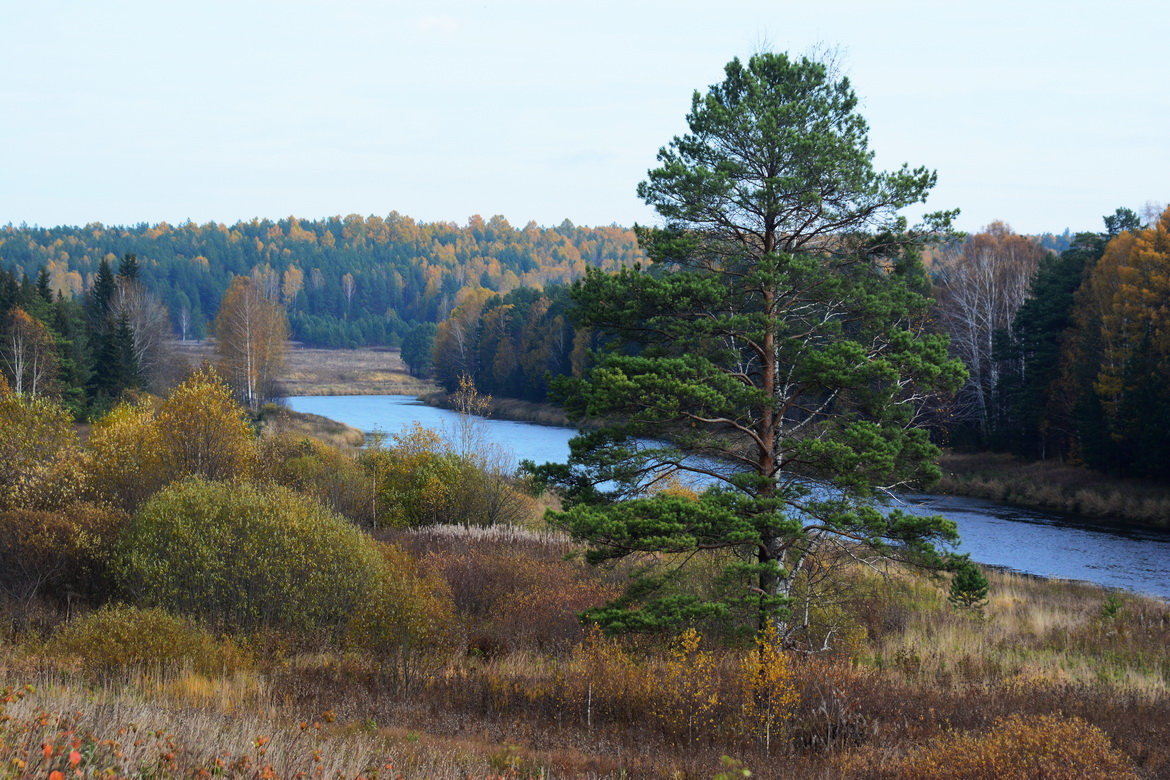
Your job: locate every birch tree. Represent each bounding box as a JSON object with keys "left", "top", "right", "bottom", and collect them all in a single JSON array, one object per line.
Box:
[
  {"left": 213, "top": 276, "right": 289, "bottom": 408},
  {"left": 933, "top": 223, "right": 1048, "bottom": 441},
  {"left": 1, "top": 308, "right": 58, "bottom": 397},
  {"left": 111, "top": 277, "right": 172, "bottom": 391}
]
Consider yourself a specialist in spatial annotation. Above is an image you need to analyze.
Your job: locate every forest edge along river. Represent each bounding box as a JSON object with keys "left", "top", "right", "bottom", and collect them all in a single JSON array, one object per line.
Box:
[{"left": 285, "top": 394, "right": 1170, "bottom": 600}]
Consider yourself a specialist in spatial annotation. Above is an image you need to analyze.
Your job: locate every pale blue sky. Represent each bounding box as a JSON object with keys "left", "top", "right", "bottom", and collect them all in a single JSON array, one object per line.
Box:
[{"left": 3, "top": 1, "right": 1167, "bottom": 235}]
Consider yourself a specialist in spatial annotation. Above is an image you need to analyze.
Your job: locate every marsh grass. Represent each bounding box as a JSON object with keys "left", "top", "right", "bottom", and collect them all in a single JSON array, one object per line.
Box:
[
  {"left": 420, "top": 391, "right": 575, "bottom": 427},
  {"left": 939, "top": 451, "right": 1170, "bottom": 527},
  {"left": 172, "top": 342, "right": 437, "bottom": 398},
  {"left": 275, "top": 346, "right": 436, "bottom": 397},
  {"left": 259, "top": 407, "right": 367, "bottom": 449}
]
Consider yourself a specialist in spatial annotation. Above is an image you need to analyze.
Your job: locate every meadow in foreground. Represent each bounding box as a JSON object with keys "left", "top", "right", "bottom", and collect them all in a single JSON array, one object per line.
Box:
[{"left": 1, "top": 370, "right": 1166, "bottom": 778}]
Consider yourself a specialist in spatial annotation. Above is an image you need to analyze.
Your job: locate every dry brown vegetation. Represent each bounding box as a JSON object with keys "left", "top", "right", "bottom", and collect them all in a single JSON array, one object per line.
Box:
[
  {"left": 421, "top": 390, "right": 574, "bottom": 428},
  {"left": 259, "top": 407, "right": 367, "bottom": 450},
  {"left": 5, "top": 369, "right": 1169, "bottom": 778},
  {"left": 172, "top": 341, "right": 436, "bottom": 397},
  {"left": 4, "top": 526, "right": 1168, "bottom": 778},
  {"left": 939, "top": 451, "right": 1170, "bottom": 527}
]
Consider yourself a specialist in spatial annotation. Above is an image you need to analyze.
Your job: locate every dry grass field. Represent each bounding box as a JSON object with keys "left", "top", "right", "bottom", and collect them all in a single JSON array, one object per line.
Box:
[
  {"left": 4, "top": 545, "right": 1167, "bottom": 778},
  {"left": 170, "top": 342, "right": 436, "bottom": 397}
]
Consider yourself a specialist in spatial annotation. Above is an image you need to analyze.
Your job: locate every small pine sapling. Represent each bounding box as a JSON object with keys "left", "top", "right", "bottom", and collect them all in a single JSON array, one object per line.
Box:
[{"left": 948, "top": 557, "right": 990, "bottom": 611}]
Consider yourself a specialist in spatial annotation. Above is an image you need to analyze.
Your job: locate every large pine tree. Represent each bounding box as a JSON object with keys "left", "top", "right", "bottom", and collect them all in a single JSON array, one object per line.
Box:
[{"left": 541, "top": 53, "right": 966, "bottom": 640}]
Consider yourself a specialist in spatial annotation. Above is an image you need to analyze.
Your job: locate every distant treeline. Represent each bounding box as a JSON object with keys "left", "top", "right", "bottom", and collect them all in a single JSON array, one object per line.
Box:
[
  {"left": 0, "top": 214, "right": 644, "bottom": 347},
  {"left": 433, "top": 208, "right": 1170, "bottom": 482}
]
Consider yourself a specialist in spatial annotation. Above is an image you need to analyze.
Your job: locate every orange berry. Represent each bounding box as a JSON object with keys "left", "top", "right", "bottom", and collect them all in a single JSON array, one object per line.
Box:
[
  {"left": 69, "top": 750, "right": 81, "bottom": 766},
  {"left": 42, "top": 744, "right": 53, "bottom": 758}
]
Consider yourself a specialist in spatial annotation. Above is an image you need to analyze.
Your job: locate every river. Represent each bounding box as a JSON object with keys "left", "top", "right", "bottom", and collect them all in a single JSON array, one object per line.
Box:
[{"left": 286, "top": 394, "right": 1170, "bottom": 599}]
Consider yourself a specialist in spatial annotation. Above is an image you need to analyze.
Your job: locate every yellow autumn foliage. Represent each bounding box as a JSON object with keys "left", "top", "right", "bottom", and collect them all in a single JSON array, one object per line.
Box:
[
  {"left": 896, "top": 713, "right": 1137, "bottom": 779},
  {"left": 153, "top": 366, "right": 257, "bottom": 482},
  {"left": 86, "top": 368, "right": 256, "bottom": 510},
  {"left": 737, "top": 623, "right": 799, "bottom": 750},
  {"left": 86, "top": 400, "right": 165, "bottom": 510},
  {"left": 0, "top": 388, "right": 85, "bottom": 511},
  {"left": 650, "top": 628, "right": 723, "bottom": 743}
]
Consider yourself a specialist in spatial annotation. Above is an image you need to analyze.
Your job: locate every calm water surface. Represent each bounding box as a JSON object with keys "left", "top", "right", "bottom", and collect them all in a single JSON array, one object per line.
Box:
[{"left": 286, "top": 394, "right": 1170, "bottom": 599}]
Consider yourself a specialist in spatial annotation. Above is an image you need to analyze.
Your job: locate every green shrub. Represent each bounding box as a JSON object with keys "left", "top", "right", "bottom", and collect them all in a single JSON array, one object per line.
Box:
[
  {"left": 52, "top": 604, "right": 250, "bottom": 674},
  {"left": 344, "top": 542, "right": 454, "bottom": 653},
  {"left": 115, "top": 479, "right": 450, "bottom": 647},
  {"left": 259, "top": 434, "right": 377, "bottom": 526},
  {"left": 362, "top": 423, "right": 535, "bottom": 528}
]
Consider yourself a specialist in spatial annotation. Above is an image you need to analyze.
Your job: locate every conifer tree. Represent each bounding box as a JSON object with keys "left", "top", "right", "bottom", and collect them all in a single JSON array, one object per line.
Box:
[{"left": 541, "top": 53, "right": 965, "bottom": 638}]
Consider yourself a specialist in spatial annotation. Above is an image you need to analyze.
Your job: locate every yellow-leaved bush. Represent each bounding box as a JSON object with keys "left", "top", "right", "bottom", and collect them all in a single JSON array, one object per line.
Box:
[
  {"left": 114, "top": 478, "right": 451, "bottom": 650},
  {"left": 52, "top": 604, "right": 251, "bottom": 675},
  {"left": 651, "top": 628, "right": 723, "bottom": 743},
  {"left": 86, "top": 368, "right": 257, "bottom": 511},
  {"left": 557, "top": 626, "right": 799, "bottom": 746},
  {"left": 0, "top": 388, "right": 86, "bottom": 511},
  {"left": 737, "top": 623, "right": 798, "bottom": 751},
  {"left": 153, "top": 367, "right": 256, "bottom": 481},
  {"left": 85, "top": 400, "right": 165, "bottom": 511}
]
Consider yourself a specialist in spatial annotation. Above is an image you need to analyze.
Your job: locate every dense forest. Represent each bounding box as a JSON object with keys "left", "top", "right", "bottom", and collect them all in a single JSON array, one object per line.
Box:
[
  {"left": 931, "top": 208, "right": 1170, "bottom": 480},
  {"left": 5, "top": 204, "right": 1170, "bottom": 483},
  {"left": 433, "top": 208, "right": 1170, "bottom": 483},
  {"left": 0, "top": 215, "right": 641, "bottom": 415},
  {"left": 0, "top": 214, "right": 643, "bottom": 346}
]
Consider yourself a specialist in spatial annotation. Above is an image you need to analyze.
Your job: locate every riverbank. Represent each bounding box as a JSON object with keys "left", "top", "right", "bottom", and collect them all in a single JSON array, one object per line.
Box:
[
  {"left": 420, "top": 390, "right": 1170, "bottom": 529},
  {"left": 420, "top": 389, "right": 575, "bottom": 427},
  {"left": 938, "top": 451, "right": 1170, "bottom": 529},
  {"left": 256, "top": 404, "right": 366, "bottom": 450}
]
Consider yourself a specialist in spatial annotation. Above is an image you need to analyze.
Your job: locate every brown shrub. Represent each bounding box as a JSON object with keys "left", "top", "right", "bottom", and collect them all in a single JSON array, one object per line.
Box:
[
  {"left": 790, "top": 654, "right": 882, "bottom": 752},
  {"left": 894, "top": 713, "right": 1137, "bottom": 779},
  {"left": 0, "top": 502, "right": 125, "bottom": 609},
  {"left": 424, "top": 546, "right": 619, "bottom": 654}
]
